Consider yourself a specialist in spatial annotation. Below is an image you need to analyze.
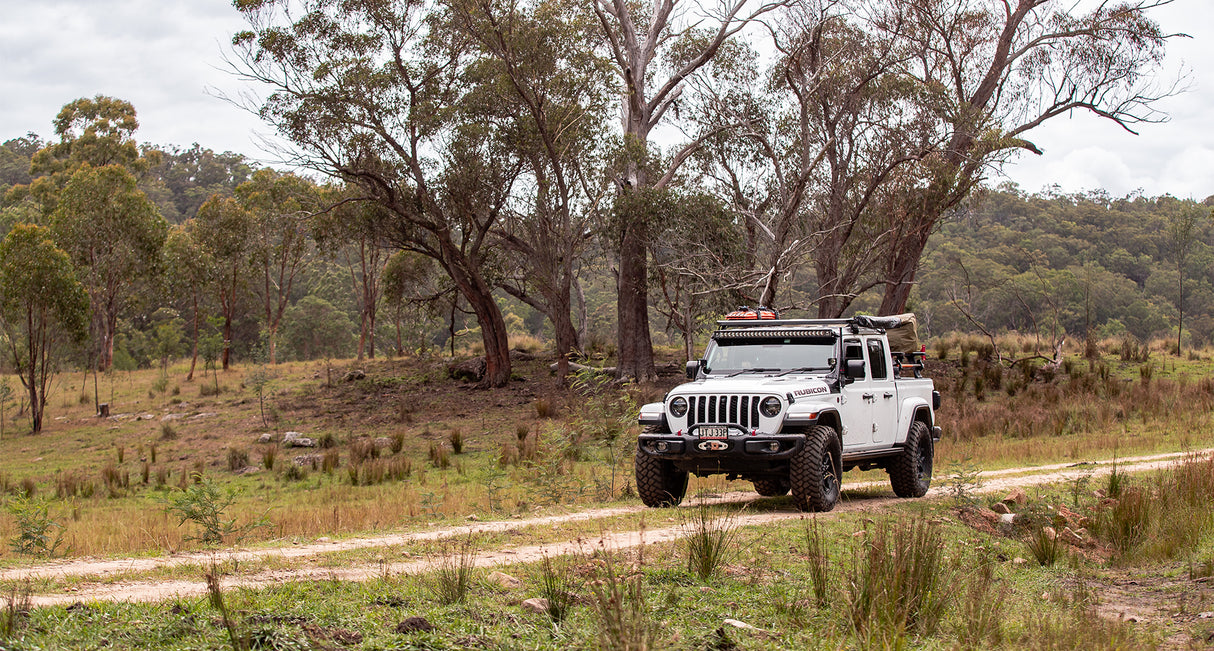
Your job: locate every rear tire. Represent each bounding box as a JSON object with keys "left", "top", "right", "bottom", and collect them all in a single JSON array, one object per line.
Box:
[
  {"left": 752, "top": 478, "right": 790, "bottom": 497},
  {"left": 790, "top": 425, "right": 841, "bottom": 512},
  {"left": 890, "top": 420, "right": 933, "bottom": 498},
  {"left": 635, "top": 446, "right": 688, "bottom": 507}
]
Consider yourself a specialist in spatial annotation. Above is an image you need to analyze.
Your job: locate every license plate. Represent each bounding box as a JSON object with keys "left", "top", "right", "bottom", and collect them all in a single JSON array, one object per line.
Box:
[{"left": 697, "top": 426, "right": 728, "bottom": 439}]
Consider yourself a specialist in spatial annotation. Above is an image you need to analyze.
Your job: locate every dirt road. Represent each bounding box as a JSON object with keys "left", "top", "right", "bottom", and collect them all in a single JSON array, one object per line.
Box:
[{"left": 5, "top": 448, "right": 1209, "bottom": 607}]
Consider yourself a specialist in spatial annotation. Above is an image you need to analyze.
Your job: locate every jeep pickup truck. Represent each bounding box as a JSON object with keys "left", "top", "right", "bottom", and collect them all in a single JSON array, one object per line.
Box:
[{"left": 636, "top": 311, "right": 941, "bottom": 512}]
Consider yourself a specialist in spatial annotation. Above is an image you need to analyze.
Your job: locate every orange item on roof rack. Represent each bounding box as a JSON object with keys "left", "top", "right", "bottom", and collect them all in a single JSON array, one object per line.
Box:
[{"left": 724, "top": 306, "right": 780, "bottom": 320}]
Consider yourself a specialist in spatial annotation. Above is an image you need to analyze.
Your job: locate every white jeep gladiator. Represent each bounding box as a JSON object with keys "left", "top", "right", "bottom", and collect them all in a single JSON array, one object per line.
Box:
[{"left": 636, "top": 312, "right": 941, "bottom": 512}]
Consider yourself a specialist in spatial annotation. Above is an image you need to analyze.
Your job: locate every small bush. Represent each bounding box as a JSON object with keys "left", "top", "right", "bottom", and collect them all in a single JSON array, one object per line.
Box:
[
  {"left": 534, "top": 398, "right": 553, "bottom": 419},
  {"left": 317, "top": 432, "right": 337, "bottom": 449},
  {"left": 803, "top": 518, "right": 830, "bottom": 607},
  {"left": 160, "top": 478, "right": 267, "bottom": 546},
  {"left": 1, "top": 582, "right": 32, "bottom": 639},
  {"left": 534, "top": 554, "right": 580, "bottom": 623},
  {"left": 954, "top": 553, "right": 1006, "bottom": 648},
  {"left": 350, "top": 438, "right": 377, "bottom": 465},
  {"left": 846, "top": 518, "right": 949, "bottom": 643},
  {"left": 390, "top": 431, "right": 405, "bottom": 454},
  {"left": 589, "top": 552, "right": 652, "bottom": 650},
  {"left": 448, "top": 429, "right": 464, "bottom": 455},
  {"left": 160, "top": 423, "right": 178, "bottom": 441},
  {"left": 1025, "top": 525, "right": 1062, "bottom": 567},
  {"left": 429, "top": 442, "right": 451, "bottom": 469},
  {"left": 226, "top": 448, "right": 249, "bottom": 471},
  {"left": 5, "top": 493, "right": 65, "bottom": 557},
  {"left": 282, "top": 464, "right": 308, "bottom": 482}
]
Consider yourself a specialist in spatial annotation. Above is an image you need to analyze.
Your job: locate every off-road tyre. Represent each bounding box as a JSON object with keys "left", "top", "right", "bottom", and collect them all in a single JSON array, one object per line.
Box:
[
  {"left": 790, "top": 425, "right": 841, "bottom": 512},
  {"left": 635, "top": 445, "right": 688, "bottom": 508},
  {"left": 751, "top": 478, "right": 790, "bottom": 497},
  {"left": 889, "top": 420, "right": 933, "bottom": 498}
]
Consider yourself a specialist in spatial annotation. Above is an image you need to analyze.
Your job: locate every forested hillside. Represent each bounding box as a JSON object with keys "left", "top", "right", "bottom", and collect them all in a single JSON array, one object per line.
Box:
[{"left": 911, "top": 188, "right": 1214, "bottom": 347}]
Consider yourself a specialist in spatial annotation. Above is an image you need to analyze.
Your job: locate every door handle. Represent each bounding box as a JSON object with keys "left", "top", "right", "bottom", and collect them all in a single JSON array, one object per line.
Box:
[
  {"left": 862, "top": 393, "right": 874, "bottom": 401},
  {"left": 884, "top": 392, "right": 894, "bottom": 399}
]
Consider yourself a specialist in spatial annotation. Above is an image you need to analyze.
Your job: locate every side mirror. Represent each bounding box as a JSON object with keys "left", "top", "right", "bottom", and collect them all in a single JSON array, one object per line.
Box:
[
  {"left": 686, "top": 360, "right": 701, "bottom": 379},
  {"left": 844, "top": 359, "right": 866, "bottom": 381}
]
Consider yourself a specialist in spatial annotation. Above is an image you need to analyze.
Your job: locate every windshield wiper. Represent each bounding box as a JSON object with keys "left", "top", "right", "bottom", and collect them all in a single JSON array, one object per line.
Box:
[
  {"left": 724, "top": 368, "right": 781, "bottom": 377},
  {"left": 776, "top": 367, "right": 829, "bottom": 376}
]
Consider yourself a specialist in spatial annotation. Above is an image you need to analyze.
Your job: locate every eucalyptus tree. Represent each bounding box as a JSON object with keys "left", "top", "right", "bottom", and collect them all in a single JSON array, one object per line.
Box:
[
  {"left": 691, "top": 1, "right": 935, "bottom": 316},
  {"left": 195, "top": 194, "right": 252, "bottom": 370},
  {"left": 591, "top": 0, "right": 785, "bottom": 381},
  {"left": 238, "top": 169, "right": 319, "bottom": 364},
  {"left": 162, "top": 221, "right": 217, "bottom": 380},
  {"left": 234, "top": 0, "right": 527, "bottom": 386},
  {"left": 451, "top": 0, "right": 614, "bottom": 383},
  {"left": 312, "top": 187, "right": 392, "bottom": 361},
  {"left": 874, "top": 0, "right": 1181, "bottom": 315},
  {"left": 0, "top": 224, "right": 89, "bottom": 433},
  {"left": 51, "top": 164, "right": 168, "bottom": 371}
]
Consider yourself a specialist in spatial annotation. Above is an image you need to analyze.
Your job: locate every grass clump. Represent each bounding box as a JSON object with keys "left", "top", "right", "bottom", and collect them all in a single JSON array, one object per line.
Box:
[
  {"left": 589, "top": 551, "right": 652, "bottom": 650},
  {"left": 533, "top": 554, "right": 580, "bottom": 623},
  {"left": 683, "top": 501, "right": 736, "bottom": 581},
  {"left": 846, "top": 517, "right": 949, "bottom": 645},
  {"left": 427, "top": 535, "right": 478, "bottom": 605}
]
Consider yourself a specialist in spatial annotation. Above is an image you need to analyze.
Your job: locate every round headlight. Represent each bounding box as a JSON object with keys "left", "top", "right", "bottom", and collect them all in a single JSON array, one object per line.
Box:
[
  {"left": 669, "top": 396, "right": 688, "bottom": 417},
  {"left": 760, "top": 396, "right": 782, "bottom": 417}
]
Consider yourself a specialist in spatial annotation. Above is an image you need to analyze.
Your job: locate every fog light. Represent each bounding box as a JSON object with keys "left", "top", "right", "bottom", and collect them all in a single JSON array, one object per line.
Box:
[
  {"left": 656, "top": 441, "right": 669, "bottom": 452},
  {"left": 767, "top": 441, "right": 780, "bottom": 452}
]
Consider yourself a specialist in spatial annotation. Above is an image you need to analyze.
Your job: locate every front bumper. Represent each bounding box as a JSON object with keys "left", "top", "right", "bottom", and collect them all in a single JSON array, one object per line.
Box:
[{"left": 638, "top": 429, "right": 806, "bottom": 472}]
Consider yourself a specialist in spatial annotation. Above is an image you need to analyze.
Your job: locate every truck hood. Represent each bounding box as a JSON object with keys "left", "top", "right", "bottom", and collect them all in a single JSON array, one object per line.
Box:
[{"left": 670, "top": 375, "right": 835, "bottom": 397}]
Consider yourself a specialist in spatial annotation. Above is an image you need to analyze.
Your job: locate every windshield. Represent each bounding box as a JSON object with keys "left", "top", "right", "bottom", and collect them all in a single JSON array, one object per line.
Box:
[{"left": 702, "top": 337, "right": 837, "bottom": 374}]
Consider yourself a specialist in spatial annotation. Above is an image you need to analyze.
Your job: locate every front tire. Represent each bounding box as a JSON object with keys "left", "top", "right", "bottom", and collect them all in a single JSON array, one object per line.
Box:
[
  {"left": 752, "top": 478, "right": 790, "bottom": 497},
  {"left": 635, "top": 446, "right": 688, "bottom": 507},
  {"left": 890, "top": 420, "right": 933, "bottom": 498},
  {"left": 790, "top": 425, "right": 841, "bottom": 512}
]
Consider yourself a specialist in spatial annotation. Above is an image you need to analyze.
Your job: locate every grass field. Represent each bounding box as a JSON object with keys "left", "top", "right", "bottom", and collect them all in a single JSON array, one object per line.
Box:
[{"left": 1, "top": 335, "right": 1213, "bottom": 648}]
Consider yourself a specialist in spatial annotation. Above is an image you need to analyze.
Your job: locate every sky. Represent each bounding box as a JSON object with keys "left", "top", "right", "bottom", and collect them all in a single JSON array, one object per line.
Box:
[{"left": 0, "top": 0, "right": 1210, "bottom": 200}]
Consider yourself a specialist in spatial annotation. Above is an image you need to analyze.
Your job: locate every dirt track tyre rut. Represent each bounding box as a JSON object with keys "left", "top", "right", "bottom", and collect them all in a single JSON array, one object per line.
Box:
[
  {"left": 790, "top": 425, "right": 841, "bottom": 512},
  {"left": 890, "top": 420, "right": 933, "bottom": 498},
  {"left": 635, "top": 445, "right": 688, "bottom": 507}
]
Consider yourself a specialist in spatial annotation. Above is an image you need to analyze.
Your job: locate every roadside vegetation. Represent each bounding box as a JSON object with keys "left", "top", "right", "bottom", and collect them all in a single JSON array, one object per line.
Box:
[{"left": 0, "top": 331, "right": 1211, "bottom": 646}]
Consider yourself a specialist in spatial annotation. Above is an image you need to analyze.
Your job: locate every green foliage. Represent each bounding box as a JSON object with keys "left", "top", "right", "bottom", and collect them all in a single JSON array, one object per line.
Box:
[
  {"left": 4, "top": 492, "right": 65, "bottom": 557},
  {"left": 278, "top": 295, "right": 355, "bottom": 361},
  {"left": 0, "top": 224, "right": 89, "bottom": 432},
  {"left": 160, "top": 478, "right": 267, "bottom": 546}
]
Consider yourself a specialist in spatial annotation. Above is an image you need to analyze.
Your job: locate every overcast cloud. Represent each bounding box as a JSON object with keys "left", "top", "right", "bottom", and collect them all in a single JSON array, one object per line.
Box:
[{"left": 1, "top": 0, "right": 1210, "bottom": 199}]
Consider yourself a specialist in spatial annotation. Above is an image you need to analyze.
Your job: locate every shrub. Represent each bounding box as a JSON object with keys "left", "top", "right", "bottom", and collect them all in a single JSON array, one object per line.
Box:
[
  {"left": 160, "top": 478, "right": 267, "bottom": 546},
  {"left": 429, "top": 442, "right": 451, "bottom": 469},
  {"left": 390, "top": 431, "right": 405, "bottom": 454},
  {"left": 534, "top": 554, "right": 580, "bottom": 623},
  {"left": 5, "top": 493, "right": 65, "bottom": 557},
  {"left": 448, "top": 428, "right": 464, "bottom": 455},
  {"left": 589, "top": 552, "right": 652, "bottom": 650},
  {"left": 227, "top": 448, "right": 249, "bottom": 471},
  {"left": 534, "top": 398, "right": 553, "bottom": 419},
  {"left": 160, "top": 423, "right": 178, "bottom": 441}
]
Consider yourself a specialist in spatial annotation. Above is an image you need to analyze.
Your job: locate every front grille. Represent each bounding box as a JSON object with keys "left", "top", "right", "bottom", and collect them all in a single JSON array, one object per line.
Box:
[{"left": 686, "top": 395, "right": 763, "bottom": 429}]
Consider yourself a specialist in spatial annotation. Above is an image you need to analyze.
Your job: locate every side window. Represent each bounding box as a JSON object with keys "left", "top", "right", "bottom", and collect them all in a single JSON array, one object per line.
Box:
[{"left": 867, "top": 339, "right": 888, "bottom": 380}]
